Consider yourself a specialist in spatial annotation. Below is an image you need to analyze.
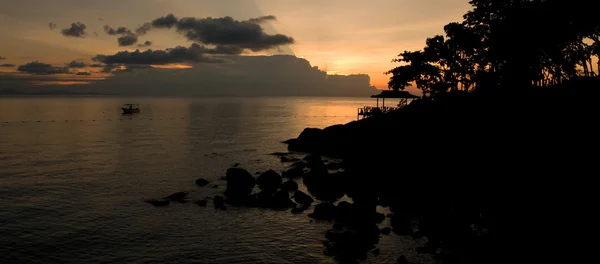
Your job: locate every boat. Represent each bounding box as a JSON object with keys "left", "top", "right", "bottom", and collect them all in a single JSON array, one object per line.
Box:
[{"left": 121, "top": 104, "right": 140, "bottom": 114}]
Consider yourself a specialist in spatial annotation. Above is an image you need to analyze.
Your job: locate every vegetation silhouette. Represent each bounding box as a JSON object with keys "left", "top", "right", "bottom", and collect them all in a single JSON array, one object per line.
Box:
[{"left": 284, "top": 1, "right": 599, "bottom": 263}]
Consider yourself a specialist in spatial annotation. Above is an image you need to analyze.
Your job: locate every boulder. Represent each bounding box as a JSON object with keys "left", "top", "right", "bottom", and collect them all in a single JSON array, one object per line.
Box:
[
  {"left": 326, "top": 162, "right": 342, "bottom": 170},
  {"left": 224, "top": 168, "right": 255, "bottom": 198},
  {"left": 195, "top": 178, "right": 210, "bottom": 187},
  {"left": 303, "top": 154, "right": 322, "bottom": 162},
  {"left": 280, "top": 156, "right": 299, "bottom": 162},
  {"left": 213, "top": 195, "right": 225, "bottom": 209},
  {"left": 256, "top": 170, "right": 282, "bottom": 192},
  {"left": 290, "top": 161, "right": 306, "bottom": 170},
  {"left": 291, "top": 207, "right": 306, "bottom": 214},
  {"left": 292, "top": 190, "right": 314, "bottom": 206},
  {"left": 308, "top": 202, "right": 337, "bottom": 221},
  {"left": 281, "top": 180, "right": 299, "bottom": 192},
  {"left": 381, "top": 227, "right": 392, "bottom": 235},
  {"left": 273, "top": 189, "right": 297, "bottom": 209},
  {"left": 282, "top": 166, "right": 304, "bottom": 179}
]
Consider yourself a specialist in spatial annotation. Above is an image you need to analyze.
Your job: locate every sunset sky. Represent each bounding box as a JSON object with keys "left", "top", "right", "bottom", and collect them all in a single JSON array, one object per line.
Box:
[{"left": 0, "top": 0, "right": 471, "bottom": 93}]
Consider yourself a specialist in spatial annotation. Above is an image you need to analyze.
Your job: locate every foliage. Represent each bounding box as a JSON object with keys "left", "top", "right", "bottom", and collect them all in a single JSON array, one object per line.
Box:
[{"left": 387, "top": 0, "right": 600, "bottom": 97}]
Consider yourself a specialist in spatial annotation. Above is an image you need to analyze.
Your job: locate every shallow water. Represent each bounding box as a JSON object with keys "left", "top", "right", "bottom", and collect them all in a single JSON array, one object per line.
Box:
[{"left": 0, "top": 96, "right": 431, "bottom": 264}]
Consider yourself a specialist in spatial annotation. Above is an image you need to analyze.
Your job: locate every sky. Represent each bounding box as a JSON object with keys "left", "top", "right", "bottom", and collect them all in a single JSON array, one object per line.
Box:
[{"left": 0, "top": 0, "right": 471, "bottom": 95}]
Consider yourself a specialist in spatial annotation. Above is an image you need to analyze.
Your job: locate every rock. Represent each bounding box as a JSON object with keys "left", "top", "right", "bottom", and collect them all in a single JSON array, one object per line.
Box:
[
  {"left": 326, "top": 162, "right": 342, "bottom": 170},
  {"left": 303, "top": 154, "right": 322, "bottom": 162},
  {"left": 291, "top": 207, "right": 305, "bottom": 214},
  {"left": 224, "top": 168, "right": 256, "bottom": 201},
  {"left": 373, "top": 212, "right": 386, "bottom": 223},
  {"left": 381, "top": 227, "right": 392, "bottom": 235},
  {"left": 212, "top": 185, "right": 219, "bottom": 188},
  {"left": 213, "top": 195, "right": 225, "bottom": 209},
  {"left": 308, "top": 202, "right": 337, "bottom": 221},
  {"left": 195, "top": 178, "right": 210, "bottom": 187},
  {"left": 146, "top": 198, "right": 170, "bottom": 206},
  {"left": 256, "top": 170, "right": 282, "bottom": 192},
  {"left": 280, "top": 156, "right": 299, "bottom": 162},
  {"left": 303, "top": 169, "right": 345, "bottom": 202},
  {"left": 372, "top": 248, "right": 380, "bottom": 256},
  {"left": 270, "top": 152, "right": 288, "bottom": 156},
  {"left": 282, "top": 166, "right": 304, "bottom": 179},
  {"left": 194, "top": 200, "right": 208, "bottom": 207},
  {"left": 281, "top": 180, "right": 299, "bottom": 192},
  {"left": 292, "top": 190, "right": 314, "bottom": 205},
  {"left": 273, "top": 189, "right": 296, "bottom": 209},
  {"left": 397, "top": 255, "right": 408, "bottom": 264},
  {"left": 166, "top": 192, "right": 188, "bottom": 202},
  {"left": 290, "top": 161, "right": 306, "bottom": 170}
]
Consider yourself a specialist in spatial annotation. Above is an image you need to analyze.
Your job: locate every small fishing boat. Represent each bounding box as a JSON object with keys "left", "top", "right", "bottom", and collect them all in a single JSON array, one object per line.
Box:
[{"left": 121, "top": 104, "right": 140, "bottom": 114}]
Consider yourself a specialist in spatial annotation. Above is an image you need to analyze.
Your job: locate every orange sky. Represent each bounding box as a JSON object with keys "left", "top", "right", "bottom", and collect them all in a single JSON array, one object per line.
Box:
[{"left": 0, "top": 0, "right": 472, "bottom": 91}]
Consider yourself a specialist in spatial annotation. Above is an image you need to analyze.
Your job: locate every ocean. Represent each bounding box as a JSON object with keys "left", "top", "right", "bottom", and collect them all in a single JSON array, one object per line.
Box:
[{"left": 0, "top": 96, "right": 429, "bottom": 264}]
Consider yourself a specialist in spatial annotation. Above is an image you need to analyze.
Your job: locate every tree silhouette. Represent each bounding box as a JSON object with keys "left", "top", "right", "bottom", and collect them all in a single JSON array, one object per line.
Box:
[{"left": 387, "top": 0, "right": 600, "bottom": 95}]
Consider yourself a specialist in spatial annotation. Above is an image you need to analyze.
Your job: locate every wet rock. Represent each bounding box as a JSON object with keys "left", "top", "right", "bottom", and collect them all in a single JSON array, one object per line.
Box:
[
  {"left": 281, "top": 180, "right": 299, "bottom": 192},
  {"left": 280, "top": 156, "right": 299, "bottom": 162},
  {"left": 213, "top": 195, "right": 225, "bottom": 209},
  {"left": 381, "top": 227, "right": 392, "bottom": 235},
  {"left": 303, "top": 169, "right": 345, "bottom": 202},
  {"left": 273, "top": 189, "right": 297, "bottom": 209},
  {"left": 195, "top": 178, "right": 210, "bottom": 187},
  {"left": 194, "top": 200, "right": 208, "bottom": 207},
  {"left": 303, "top": 154, "right": 322, "bottom": 163},
  {"left": 292, "top": 190, "right": 314, "bottom": 205},
  {"left": 326, "top": 162, "right": 342, "bottom": 170},
  {"left": 146, "top": 198, "right": 170, "bottom": 206},
  {"left": 256, "top": 170, "right": 282, "bottom": 192},
  {"left": 271, "top": 152, "right": 288, "bottom": 156},
  {"left": 291, "top": 161, "right": 306, "bottom": 170},
  {"left": 291, "top": 207, "right": 306, "bottom": 214},
  {"left": 166, "top": 192, "right": 188, "bottom": 202},
  {"left": 397, "top": 255, "right": 408, "bottom": 264},
  {"left": 308, "top": 202, "right": 337, "bottom": 221},
  {"left": 282, "top": 166, "right": 304, "bottom": 179},
  {"left": 212, "top": 185, "right": 219, "bottom": 188},
  {"left": 372, "top": 248, "right": 380, "bottom": 256},
  {"left": 373, "top": 212, "right": 386, "bottom": 224},
  {"left": 224, "top": 168, "right": 255, "bottom": 204}
]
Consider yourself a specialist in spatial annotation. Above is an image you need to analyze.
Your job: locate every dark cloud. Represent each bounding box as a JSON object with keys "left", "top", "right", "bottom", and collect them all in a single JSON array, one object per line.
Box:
[
  {"left": 137, "top": 40, "right": 152, "bottom": 47},
  {"left": 17, "top": 61, "right": 71, "bottom": 74},
  {"left": 135, "top": 23, "right": 152, "bottom": 35},
  {"left": 76, "top": 72, "right": 92, "bottom": 76},
  {"left": 151, "top": 13, "right": 178, "bottom": 28},
  {"left": 61, "top": 22, "right": 87, "bottom": 38},
  {"left": 67, "top": 60, "right": 86, "bottom": 68},
  {"left": 101, "top": 64, "right": 118, "bottom": 73},
  {"left": 1, "top": 64, "right": 16, "bottom": 67},
  {"left": 117, "top": 34, "right": 138, "bottom": 46},
  {"left": 0, "top": 56, "right": 6, "bottom": 60},
  {"left": 135, "top": 14, "right": 294, "bottom": 52},
  {"left": 48, "top": 22, "right": 57, "bottom": 30},
  {"left": 246, "top": 15, "right": 277, "bottom": 23},
  {"left": 92, "top": 43, "right": 228, "bottom": 65},
  {"left": 103, "top": 25, "right": 132, "bottom": 35},
  {"left": 89, "top": 64, "right": 104, "bottom": 68}
]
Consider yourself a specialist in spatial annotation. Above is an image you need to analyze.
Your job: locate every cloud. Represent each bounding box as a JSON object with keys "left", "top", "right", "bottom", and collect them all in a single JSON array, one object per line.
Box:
[
  {"left": 67, "top": 60, "right": 86, "bottom": 68},
  {"left": 246, "top": 15, "right": 277, "bottom": 23},
  {"left": 1, "top": 64, "right": 16, "bottom": 67},
  {"left": 135, "top": 23, "right": 152, "bottom": 35},
  {"left": 61, "top": 22, "right": 87, "bottom": 37},
  {"left": 17, "top": 61, "right": 71, "bottom": 74},
  {"left": 48, "top": 22, "right": 57, "bottom": 30},
  {"left": 103, "top": 25, "right": 132, "bottom": 35},
  {"left": 92, "top": 43, "right": 231, "bottom": 65},
  {"left": 135, "top": 14, "right": 294, "bottom": 52},
  {"left": 85, "top": 55, "right": 378, "bottom": 96},
  {"left": 89, "top": 63, "right": 104, "bottom": 68},
  {"left": 0, "top": 56, "right": 6, "bottom": 60},
  {"left": 76, "top": 72, "right": 92, "bottom": 75},
  {"left": 137, "top": 40, "right": 152, "bottom": 47},
  {"left": 117, "top": 34, "right": 138, "bottom": 46}
]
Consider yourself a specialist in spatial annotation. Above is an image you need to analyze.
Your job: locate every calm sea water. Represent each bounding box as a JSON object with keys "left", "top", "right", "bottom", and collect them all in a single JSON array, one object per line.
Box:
[{"left": 0, "top": 96, "right": 430, "bottom": 264}]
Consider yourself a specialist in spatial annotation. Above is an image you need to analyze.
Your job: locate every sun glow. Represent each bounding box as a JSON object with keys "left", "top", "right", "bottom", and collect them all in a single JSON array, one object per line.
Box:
[{"left": 151, "top": 64, "right": 193, "bottom": 69}]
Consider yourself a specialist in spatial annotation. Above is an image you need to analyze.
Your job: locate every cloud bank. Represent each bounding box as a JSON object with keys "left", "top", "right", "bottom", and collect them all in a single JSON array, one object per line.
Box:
[{"left": 17, "top": 61, "right": 71, "bottom": 74}]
